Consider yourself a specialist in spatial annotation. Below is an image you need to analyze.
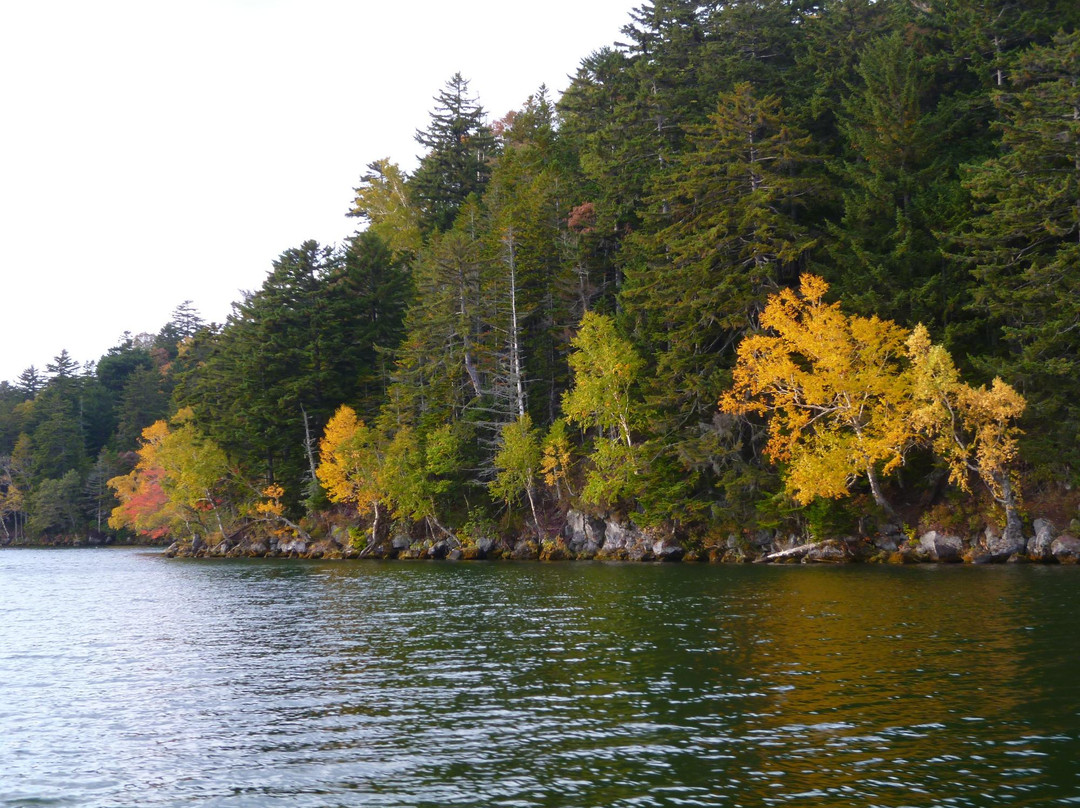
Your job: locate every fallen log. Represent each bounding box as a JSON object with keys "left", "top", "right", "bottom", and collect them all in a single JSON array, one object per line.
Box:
[{"left": 754, "top": 541, "right": 823, "bottom": 564}]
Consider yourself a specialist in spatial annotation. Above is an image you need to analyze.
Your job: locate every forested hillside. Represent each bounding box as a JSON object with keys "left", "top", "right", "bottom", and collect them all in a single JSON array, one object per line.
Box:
[{"left": 3, "top": 0, "right": 1079, "bottom": 553}]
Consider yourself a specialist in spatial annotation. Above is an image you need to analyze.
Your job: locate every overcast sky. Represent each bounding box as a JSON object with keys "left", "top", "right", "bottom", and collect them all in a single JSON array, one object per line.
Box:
[{"left": 0, "top": 0, "right": 634, "bottom": 384}]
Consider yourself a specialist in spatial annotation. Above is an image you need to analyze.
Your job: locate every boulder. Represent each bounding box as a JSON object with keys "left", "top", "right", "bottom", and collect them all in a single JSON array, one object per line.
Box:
[
  {"left": 984, "top": 523, "right": 1025, "bottom": 561},
  {"left": 562, "top": 509, "right": 604, "bottom": 557},
  {"left": 390, "top": 530, "right": 412, "bottom": 554},
  {"left": 1051, "top": 534, "right": 1080, "bottom": 563},
  {"left": 278, "top": 539, "right": 308, "bottom": 556},
  {"left": 872, "top": 524, "right": 904, "bottom": 553},
  {"left": 652, "top": 537, "right": 685, "bottom": 562},
  {"left": 426, "top": 540, "right": 448, "bottom": 560},
  {"left": 1029, "top": 518, "right": 1057, "bottom": 560},
  {"left": 919, "top": 530, "right": 964, "bottom": 562},
  {"left": 804, "top": 539, "right": 855, "bottom": 564},
  {"left": 511, "top": 539, "right": 539, "bottom": 560}
]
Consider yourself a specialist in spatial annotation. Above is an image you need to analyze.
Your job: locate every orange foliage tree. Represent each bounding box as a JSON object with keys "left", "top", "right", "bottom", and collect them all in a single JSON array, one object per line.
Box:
[{"left": 108, "top": 409, "right": 232, "bottom": 541}]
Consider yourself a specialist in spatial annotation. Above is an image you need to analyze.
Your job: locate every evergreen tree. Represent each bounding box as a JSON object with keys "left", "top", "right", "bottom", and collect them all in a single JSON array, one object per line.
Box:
[
  {"left": 621, "top": 82, "right": 819, "bottom": 524},
  {"left": 954, "top": 30, "right": 1080, "bottom": 468},
  {"left": 16, "top": 366, "right": 44, "bottom": 398},
  {"left": 411, "top": 73, "right": 498, "bottom": 235},
  {"left": 822, "top": 30, "right": 970, "bottom": 333}
]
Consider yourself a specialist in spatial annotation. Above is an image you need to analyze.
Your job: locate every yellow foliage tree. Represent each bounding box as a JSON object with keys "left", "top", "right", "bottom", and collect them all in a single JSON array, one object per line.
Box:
[
  {"left": 720, "top": 274, "right": 917, "bottom": 519},
  {"left": 906, "top": 325, "right": 1026, "bottom": 539},
  {"left": 722, "top": 275, "right": 1027, "bottom": 529},
  {"left": 316, "top": 405, "right": 387, "bottom": 541}
]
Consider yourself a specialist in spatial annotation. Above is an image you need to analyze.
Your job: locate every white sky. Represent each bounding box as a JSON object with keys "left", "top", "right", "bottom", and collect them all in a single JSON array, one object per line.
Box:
[{"left": 0, "top": 0, "right": 634, "bottom": 384}]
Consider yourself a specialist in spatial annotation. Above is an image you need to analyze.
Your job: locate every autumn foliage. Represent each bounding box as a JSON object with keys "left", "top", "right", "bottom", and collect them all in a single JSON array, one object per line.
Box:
[
  {"left": 107, "top": 409, "right": 231, "bottom": 540},
  {"left": 722, "top": 275, "right": 1026, "bottom": 518}
]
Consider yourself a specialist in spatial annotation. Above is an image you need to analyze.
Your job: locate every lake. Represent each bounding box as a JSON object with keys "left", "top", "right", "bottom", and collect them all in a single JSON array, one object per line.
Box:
[{"left": 0, "top": 548, "right": 1077, "bottom": 806}]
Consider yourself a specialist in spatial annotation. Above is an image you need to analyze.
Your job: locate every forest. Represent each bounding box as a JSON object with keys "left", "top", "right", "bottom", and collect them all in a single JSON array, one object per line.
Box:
[{"left": 2, "top": 0, "right": 1079, "bottom": 560}]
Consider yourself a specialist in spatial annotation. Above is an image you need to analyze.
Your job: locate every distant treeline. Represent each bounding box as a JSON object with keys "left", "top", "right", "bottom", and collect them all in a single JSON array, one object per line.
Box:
[{"left": 3, "top": 0, "right": 1079, "bottom": 547}]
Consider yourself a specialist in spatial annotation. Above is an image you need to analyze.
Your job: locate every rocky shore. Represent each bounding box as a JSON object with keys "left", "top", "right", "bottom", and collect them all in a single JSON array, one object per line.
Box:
[{"left": 163, "top": 510, "right": 1080, "bottom": 565}]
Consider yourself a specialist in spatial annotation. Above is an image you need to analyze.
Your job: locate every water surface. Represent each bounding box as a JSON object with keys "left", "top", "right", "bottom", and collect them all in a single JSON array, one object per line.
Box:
[{"left": 1, "top": 549, "right": 1077, "bottom": 806}]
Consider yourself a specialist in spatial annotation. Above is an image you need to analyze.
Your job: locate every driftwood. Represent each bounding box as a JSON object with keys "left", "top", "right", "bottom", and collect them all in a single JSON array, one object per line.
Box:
[{"left": 754, "top": 540, "right": 823, "bottom": 564}]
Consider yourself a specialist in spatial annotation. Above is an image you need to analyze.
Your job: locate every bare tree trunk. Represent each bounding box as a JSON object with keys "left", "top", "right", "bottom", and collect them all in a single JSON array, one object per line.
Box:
[
  {"left": 866, "top": 466, "right": 900, "bottom": 523},
  {"left": 755, "top": 541, "right": 822, "bottom": 563},
  {"left": 504, "top": 228, "right": 527, "bottom": 419},
  {"left": 301, "top": 404, "right": 319, "bottom": 488},
  {"left": 206, "top": 489, "right": 226, "bottom": 536},
  {"left": 525, "top": 483, "right": 541, "bottom": 538},
  {"left": 998, "top": 472, "right": 1024, "bottom": 544}
]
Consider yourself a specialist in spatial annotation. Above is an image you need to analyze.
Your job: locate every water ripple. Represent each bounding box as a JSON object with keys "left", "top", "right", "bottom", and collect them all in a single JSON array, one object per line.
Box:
[{"left": 1, "top": 551, "right": 1079, "bottom": 806}]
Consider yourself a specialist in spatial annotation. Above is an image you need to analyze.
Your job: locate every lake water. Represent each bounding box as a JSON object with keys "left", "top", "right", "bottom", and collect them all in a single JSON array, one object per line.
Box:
[{"left": 0, "top": 548, "right": 1078, "bottom": 807}]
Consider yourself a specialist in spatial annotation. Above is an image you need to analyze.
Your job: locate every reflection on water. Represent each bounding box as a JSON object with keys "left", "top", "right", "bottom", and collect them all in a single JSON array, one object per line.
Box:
[{"left": 0, "top": 551, "right": 1077, "bottom": 807}]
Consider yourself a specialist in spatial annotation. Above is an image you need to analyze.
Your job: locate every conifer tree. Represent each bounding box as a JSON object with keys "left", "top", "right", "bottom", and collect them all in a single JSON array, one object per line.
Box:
[
  {"left": 954, "top": 30, "right": 1080, "bottom": 466},
  {"left": 620, "top": 83, "right": 819, "bottom": 522},
  {"left": 411, "top": 73, "right": 497, "bottom": 235},
  {"left": 823, "top": 30, "right": 969, "bottom": 333}
]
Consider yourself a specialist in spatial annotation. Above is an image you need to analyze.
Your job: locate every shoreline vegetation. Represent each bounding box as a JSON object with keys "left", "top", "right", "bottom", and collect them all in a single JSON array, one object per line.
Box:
[{"left": 4, "top": 2, "right": 1080, "bottom": 562}]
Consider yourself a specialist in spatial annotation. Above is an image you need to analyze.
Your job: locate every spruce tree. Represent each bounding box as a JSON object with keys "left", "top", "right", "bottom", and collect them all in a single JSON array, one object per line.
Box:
[
  {"left": 955, "top": 30, "right": 1080, "bottom": 468},
  {"left": 411, "top": 73, "right": 497, "bottom": 235}
]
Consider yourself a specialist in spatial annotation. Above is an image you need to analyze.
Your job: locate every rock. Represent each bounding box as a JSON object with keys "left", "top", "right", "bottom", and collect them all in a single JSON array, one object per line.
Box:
[
  {"left": 511, "top": 539, "right": 539, "bottom": 560},
  {"left": 475, "top": 536, "right": 496, "bottom": 557},
  {"left": 540, "top": 539, "right": 572, "bottom": 561},
  {"left": 164, "top": 542, "right": 180, "bottom": 558},
  {"left": 888, "top": 548, "right": 918, "bottom": 564},
  {"left": 390, "top": 531, "right": 412, "bottom": 554},
  {"left": 652, "top": 537, "right": 685, "bottom": 562},
  {"left": 751, "top": 529, "right": 775, "bottom": 549},
  {"left": 919, "top": 530, "right": 964, "bottom": 562},
  {"left": 984, "top": 523, "right": 1025, "bottom": 561},
  {"left": 426, "top": 540, "right": 448, "bottom": 560},
  {"left": 1029, "top": 518, "right": 1057, "bottom": 560},
  {"left": 246, "top": 540, "right": 269, "bottom": 557},
  {"left": 804, "top": 539, "right": 855, "bottom": 564},
  {"left": 191, "top": 535, "right": 206, "bottom": 554},
  {"left": 308, "top": 539, "right": 342, "bottom": 559},
  {"left": 600, "top": 519, "right": 632, "bottom": 554},
  {"left": 279, "top": 539, "right": 308, "bottom": 556},
  {"left": 1051, "top": 534, "right": 1080, "bottom": 563},
  {"left": 562, "top": 509, "right": 605, "bottom": 557},
  {"left": 872, "top": 524, "right": 904, "bottom": 553},
  {"left": 446, "top": 548, "right": 463, "bottom": 561}
]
